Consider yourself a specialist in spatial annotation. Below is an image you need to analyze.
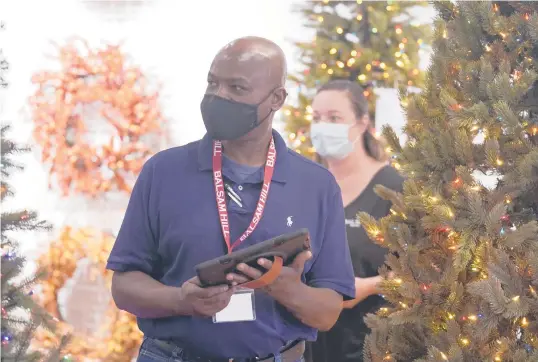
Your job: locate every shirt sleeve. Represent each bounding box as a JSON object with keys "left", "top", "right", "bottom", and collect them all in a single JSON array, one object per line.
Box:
[
  {"left": 106, "top": 158, "right": 160, "bottom": 277},
  {"left": 306, "top": 183, "right": 356, "bottom": 300}
]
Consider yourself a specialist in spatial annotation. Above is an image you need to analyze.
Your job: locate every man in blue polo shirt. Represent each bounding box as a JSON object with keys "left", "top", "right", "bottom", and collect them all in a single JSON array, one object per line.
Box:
[{"left": 107, "top": 36, "right": 355, "bottom": 362}]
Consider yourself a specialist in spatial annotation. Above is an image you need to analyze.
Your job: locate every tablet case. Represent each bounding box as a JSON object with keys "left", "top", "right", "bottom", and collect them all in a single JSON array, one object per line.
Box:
[{"left": 195, "top": 228, "right": 311, "bottom": 287}]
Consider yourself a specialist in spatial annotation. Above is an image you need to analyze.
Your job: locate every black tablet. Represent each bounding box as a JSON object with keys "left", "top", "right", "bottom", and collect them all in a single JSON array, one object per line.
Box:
[{"left": 195, "top": 229, "right": 310, "bottom": 287}]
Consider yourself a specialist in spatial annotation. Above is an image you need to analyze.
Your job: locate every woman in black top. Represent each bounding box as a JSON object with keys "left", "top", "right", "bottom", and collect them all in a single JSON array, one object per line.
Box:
[{"left": 305, "top": 80, "right": 404, "bottom": 362}]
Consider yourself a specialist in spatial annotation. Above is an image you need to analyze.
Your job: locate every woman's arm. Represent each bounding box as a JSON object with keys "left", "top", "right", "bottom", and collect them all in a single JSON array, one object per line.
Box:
[{"left": 342, "top": 275, "right": 385, "bottom": 309}]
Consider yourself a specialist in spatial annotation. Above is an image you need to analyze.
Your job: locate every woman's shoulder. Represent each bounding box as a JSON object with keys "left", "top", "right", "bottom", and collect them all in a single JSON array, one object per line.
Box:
[{"left": 375, "top": 165, "right": 405, "bottom": 193}]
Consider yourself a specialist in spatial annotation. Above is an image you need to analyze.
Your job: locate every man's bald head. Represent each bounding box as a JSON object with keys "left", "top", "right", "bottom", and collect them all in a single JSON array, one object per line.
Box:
[
  {"left": 203, "top": 36, "right": 289, "bottom": 143},
  {"left": 214, "top": 36, "right": 287, "bottom": 86}
]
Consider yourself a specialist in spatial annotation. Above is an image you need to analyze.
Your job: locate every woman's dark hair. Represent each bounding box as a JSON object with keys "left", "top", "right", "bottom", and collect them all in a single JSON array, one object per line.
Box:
[{"left": 316, "top": 79, "right": 387, "bottom": 162}]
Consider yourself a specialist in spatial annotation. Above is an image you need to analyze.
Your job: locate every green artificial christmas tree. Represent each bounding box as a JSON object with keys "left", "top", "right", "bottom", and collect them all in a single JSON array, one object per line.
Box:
[
  {"left": 1, "top": 30, "right": 69, "bottom": 359},
  {"left": 283, "top": 0, "right": 431, "bottom": 159},
  {"left": 1, "top": 126, "right": 70, "bottom": 361},
  {"left": 360, "top": 1, "right": 538, "bottom": 361}
]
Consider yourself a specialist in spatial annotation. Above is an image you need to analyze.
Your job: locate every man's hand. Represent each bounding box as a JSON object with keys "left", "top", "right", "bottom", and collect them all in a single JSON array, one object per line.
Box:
[
  {"left": 179, "top": 276, "right": 235, "bottom": 317},
  {"left": 226, "top": 250, "right": 313, "bottom": 296}
]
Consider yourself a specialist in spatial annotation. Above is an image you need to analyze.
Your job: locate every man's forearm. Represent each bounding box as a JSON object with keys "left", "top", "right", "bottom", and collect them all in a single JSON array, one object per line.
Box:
[
  {"left": 111, "top": 271, "right": 191, "bottom": 318},
  {"left": 269, "top": 283, "right": 342, "bottom": 331}
]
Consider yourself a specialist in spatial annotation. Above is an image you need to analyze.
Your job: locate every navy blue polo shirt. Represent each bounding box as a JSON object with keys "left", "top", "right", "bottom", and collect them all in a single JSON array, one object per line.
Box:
[{"left": 107, "top": 130, "right": 355, "bottom": 359}]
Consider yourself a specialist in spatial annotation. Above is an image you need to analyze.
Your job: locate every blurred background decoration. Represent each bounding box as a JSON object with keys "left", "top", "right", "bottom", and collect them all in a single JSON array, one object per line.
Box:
[
  {"left": 33, "top": 227, "right": 142, "bottom": 362},
  {"left": 282, "top": 0, "right": 432, "bottom": 159},
  {"left": 29, "top": 38, "right": 166, "bottom": 198},
  {"left": 81, "top": 0, "right": 156, "bottom": 23}
]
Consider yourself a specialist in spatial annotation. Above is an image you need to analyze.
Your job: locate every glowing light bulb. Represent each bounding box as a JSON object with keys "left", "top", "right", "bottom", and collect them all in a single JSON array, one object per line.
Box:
[
  {"left": 329, "top": 48, "right": 337, "bottom": 55},
  {"left": 318, "top": 16, "right": 324, "bottom": 22},
  {"left": 356, "top": 14, "right": 363, "bottom": 21},
  {"left": 350, "top": 50, "right": 357, "bottom": 57},
  {"left": 328, "top": 69, "right": 334, "bottom": 75},
  {"left": 321, "top": 63, "right": 327, "bottom": 69},
  {"left": 512, "top": 295, "right": 520, "bottom": 302},
  {"left": 358, "top": 74, "right": 366, "bottom": 81},
  {"left": 336, "top": 27, "right": 343, "bottom": 34}
]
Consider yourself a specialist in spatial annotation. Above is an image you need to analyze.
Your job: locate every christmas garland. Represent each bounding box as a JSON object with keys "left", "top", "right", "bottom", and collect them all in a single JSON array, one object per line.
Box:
[
  {"left": 33, "top": 227, "right": 142, "bottom": 361},
  {"left": 29, "top": 39, "right": 165, "bottom": 198}
]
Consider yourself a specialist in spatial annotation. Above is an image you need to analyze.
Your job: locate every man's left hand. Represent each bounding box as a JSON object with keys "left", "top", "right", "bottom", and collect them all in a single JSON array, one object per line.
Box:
[{"left": 226, "top": 250, "right": 312, "bottom": 295}]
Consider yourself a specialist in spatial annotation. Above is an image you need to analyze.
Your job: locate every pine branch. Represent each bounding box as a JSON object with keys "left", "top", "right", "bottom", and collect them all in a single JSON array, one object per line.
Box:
[{"left": 0, "top": 125, "right": 65, "bottom": 360}]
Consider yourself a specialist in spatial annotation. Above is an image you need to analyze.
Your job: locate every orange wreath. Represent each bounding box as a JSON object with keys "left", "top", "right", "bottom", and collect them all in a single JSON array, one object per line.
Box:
[
  {"left": 33, "top": 227, "right": 142, "bottom": 361},
  {"left": 29, "top": 39, "right": 165, "bottom": 197}
]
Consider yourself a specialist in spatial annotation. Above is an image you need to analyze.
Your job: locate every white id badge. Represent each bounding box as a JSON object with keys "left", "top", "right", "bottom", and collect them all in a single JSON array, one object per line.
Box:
[{"left": 213, "top": 289, "right": 256, "bottom": 323}]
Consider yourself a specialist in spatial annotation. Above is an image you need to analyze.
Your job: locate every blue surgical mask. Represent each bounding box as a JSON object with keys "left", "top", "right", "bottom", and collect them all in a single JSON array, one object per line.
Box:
[{"left": 310, "top": 122, "right": 357, "bottom": 160}]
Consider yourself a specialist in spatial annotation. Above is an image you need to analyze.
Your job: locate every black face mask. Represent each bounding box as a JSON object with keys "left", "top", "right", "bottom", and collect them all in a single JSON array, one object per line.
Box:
[{"left": 200, "top": 91, "right": 275, "bottom": 140}]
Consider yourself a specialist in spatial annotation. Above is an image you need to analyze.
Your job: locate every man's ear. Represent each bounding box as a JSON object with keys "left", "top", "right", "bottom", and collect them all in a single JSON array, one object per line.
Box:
[{"left": 271, "top": 87, "right": 288, "bottom": 110}]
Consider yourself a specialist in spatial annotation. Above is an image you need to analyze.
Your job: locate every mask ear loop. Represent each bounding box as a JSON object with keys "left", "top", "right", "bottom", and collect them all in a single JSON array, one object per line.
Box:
[
  {"left": 351, "top": 118, "right": 376, "bottom": 148},
  {"left": 253, "top": 87, "right": 286, "bottom": 128},
  {"left": 348, "top": 122, "right": 362, "bottom": 147}
]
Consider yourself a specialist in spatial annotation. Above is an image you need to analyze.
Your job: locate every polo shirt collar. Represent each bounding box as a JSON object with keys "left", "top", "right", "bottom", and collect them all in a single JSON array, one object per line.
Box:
[{"left": 197, "top": 129, "right": 289, "bottom": 183}]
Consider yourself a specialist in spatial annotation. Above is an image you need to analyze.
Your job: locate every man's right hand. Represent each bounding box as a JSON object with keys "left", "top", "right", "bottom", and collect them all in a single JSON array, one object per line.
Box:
[{"left": 178, "top": 277, "right": 234, "bottom": 317}]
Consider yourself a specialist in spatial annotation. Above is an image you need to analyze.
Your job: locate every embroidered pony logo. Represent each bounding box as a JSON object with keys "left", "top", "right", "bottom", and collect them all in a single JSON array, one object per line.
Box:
[{"left": 286, "top": 216, "right": 293, "bottom": 227}]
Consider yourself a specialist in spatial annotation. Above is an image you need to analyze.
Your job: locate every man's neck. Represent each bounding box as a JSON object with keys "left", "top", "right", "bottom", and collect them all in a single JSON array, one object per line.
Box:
[{"left": 221, "top": 133, "right": 272, "bottom": 167}]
